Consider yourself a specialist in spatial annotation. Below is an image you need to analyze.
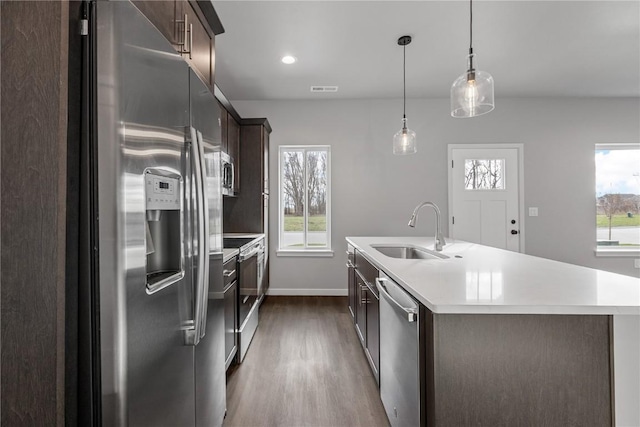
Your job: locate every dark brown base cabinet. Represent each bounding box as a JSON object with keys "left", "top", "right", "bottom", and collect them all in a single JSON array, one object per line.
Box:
[
  {"left": 346, "top": 250, "right": 613, "bottom": 426},
  {"left": 347, "top": 245, "right": 356, "bottom": 319},
  {"left": 349, "top": 250, "right": 380, "bottom": 384},
  {"left": 425, "top": 313, "right": 612, "bottom": 426}
]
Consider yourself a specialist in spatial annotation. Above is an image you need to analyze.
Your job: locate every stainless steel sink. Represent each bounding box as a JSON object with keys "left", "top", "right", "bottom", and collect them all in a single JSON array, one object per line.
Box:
[{"left": 371, "top": 244, "right": 449, "bottom": 260}]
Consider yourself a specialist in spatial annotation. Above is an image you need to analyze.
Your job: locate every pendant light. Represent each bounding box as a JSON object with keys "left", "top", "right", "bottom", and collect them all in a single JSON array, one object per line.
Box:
[
  {"left": 393, "top": 35, "right": 417, "bottom": 155},
  {"left": 450, "top": 0, "right": 495, "bottom": 118}
]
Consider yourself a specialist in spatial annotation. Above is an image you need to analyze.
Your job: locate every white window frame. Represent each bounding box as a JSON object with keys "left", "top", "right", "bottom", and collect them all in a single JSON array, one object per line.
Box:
[
  {"left": 595, "top": 143, "right": 640, "bottom": 257},
  {"left": 277, "top": 145, "right": 333, "bottom": 257}
]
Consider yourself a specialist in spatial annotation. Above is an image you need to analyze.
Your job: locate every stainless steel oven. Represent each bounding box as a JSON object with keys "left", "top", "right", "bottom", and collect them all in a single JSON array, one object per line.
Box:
[{"left": 223, "top": 236, "right": 264, "bottom": 362}]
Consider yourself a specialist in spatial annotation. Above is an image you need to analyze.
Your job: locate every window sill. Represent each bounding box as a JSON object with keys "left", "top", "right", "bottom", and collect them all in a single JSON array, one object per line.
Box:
[
  {"left": 276, "top": 249, "right": 334, "bottom": 258},
  {"left": 594, "top": 248, "right": 640, "bottom": 258}
]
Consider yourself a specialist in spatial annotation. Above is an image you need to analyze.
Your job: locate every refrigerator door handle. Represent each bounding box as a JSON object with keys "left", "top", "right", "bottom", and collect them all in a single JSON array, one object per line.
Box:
[
  {"left": 185, "top": 126, "right": 207, "bottom": 346},
  {"left": 195, "top": 130, "right": 210, "bottom": 340}
]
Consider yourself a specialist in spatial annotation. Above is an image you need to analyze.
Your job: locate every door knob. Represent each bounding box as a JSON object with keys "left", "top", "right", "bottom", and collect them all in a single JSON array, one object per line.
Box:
[{"left": 511, "top": 230, "right": 519, "bottom": 235}]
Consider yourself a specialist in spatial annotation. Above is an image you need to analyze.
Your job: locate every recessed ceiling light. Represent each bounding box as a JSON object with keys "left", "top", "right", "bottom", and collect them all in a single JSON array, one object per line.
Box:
[{"left": 281, "top": 55, "right": 297, "bottom": 65}]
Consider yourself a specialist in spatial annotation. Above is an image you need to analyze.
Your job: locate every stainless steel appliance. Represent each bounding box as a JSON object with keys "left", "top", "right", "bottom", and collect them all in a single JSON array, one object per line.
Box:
[
  {"left": 221, "top": 151, "right": 234, "bottom": 196},
  {"left": 223, "top": 236, "right": 264, "bottom": 362},
  {"left": 376, "top": 272, "right": 424, "bottom": 427},
  {"left": 90, "top": 2, "right": 225, "bottom": 425},
  {"left": 223, "top": 256, "right": 238, "bottom": 369}
]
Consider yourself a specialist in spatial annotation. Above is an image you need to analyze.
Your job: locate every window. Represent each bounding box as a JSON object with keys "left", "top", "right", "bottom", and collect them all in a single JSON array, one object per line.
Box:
[
  {"left": 595, "top": 144, "right": 640, "bottom": 254},
  {"left": 279, "top": 146, "right": 331, "bottom": 253}
]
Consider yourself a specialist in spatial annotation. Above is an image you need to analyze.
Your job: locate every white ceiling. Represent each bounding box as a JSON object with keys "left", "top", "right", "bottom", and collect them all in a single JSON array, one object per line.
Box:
[{"left": 212, "top": 1, "right": 640, "bottom": 101}]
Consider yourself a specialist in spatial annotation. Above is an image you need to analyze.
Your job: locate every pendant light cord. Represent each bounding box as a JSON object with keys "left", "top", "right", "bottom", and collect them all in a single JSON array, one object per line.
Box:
[
  {"left": 469, "top": 0, "right": 473, "bottom": 52},
  {"left": 403, "top": 43, "right": 406, "bottom": 119}
]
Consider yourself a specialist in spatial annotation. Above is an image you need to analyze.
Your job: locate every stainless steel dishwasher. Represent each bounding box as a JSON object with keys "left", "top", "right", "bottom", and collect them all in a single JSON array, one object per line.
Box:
[{"left": 376, "top": 272, "right": 423, "bottom": 427}]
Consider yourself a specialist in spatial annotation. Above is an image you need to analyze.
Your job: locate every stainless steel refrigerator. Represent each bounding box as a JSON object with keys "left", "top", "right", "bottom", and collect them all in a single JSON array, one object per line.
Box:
[{"left": 91, "top": 1, "right": 225, "bottom": 425}]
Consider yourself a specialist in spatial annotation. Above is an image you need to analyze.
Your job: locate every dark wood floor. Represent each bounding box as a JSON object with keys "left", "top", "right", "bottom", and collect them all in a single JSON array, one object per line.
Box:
[{"left": 224, "top": 296, "right": 389, "bottom": 427}]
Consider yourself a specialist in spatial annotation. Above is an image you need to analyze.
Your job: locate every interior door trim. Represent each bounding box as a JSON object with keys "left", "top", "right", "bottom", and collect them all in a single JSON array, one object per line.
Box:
[{"left": 447, "top": 143, "right": 525, "bottom": 253}]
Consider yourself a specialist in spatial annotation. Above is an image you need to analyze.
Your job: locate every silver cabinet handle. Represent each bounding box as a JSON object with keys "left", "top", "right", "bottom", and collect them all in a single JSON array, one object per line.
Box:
[
  {"left": 375, "top": 277, "right": 417, "bottom": 322},
  {"left": 188, "top": 23, "right": 193, "bottom": 59},
  {"left": 223, "top": 269, "right": 236, "bottom": 277},
  {"left": 184, "top": 14, "right": 188, "bottom": 54},
  {"left": 177, "top": 14, "right": 192, "bottom": 57},
  {"left": 360, "top": 284, "right": 368, "bottom": 305},
  {"left": 346, "top": 261, "right": 355, "bottom": 268}
]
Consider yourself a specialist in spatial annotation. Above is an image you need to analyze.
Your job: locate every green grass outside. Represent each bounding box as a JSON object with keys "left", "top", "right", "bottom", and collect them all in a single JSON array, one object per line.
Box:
[
  {"left": 284, "top": 215, "right": 326, "bottom": 232},
  {"left": 596, "top": 214, "right": 640, "bottom": 227}
]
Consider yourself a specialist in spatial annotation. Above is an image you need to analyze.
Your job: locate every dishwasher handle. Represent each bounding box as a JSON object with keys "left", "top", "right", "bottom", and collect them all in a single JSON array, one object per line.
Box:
[{"left": 376, "top": 277, "right": 418, "bottom": 322}]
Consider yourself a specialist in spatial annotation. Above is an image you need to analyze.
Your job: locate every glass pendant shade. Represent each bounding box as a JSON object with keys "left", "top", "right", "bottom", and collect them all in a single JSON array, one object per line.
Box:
[
  {"left": 451, "top": 55, "right": 495, "bottom": 118},
  {"left": 393, "top": 118, "right": 417, "bottom": 155}
]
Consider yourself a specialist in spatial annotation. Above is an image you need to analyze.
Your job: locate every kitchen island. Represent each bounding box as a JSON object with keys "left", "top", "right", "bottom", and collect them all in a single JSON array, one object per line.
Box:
[{"left": 347, "top": 236, "right": 640, "bottom": 427}]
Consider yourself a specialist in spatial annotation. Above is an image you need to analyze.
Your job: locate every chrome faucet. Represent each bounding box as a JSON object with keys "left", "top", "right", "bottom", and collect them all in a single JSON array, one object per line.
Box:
[{"left": 408, "top": 202, "right": 447, "bottom": 252}]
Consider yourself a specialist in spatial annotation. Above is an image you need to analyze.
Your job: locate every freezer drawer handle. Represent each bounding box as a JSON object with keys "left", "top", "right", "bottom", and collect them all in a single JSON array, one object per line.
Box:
[{"left": 376, "top": 277, "right": 417, "bottom": 322}]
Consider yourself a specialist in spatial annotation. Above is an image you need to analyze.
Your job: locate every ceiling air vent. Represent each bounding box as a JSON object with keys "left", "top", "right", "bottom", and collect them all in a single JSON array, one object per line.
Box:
[{"left": 310, "top": 86, "right": 338, "bottom": 93}]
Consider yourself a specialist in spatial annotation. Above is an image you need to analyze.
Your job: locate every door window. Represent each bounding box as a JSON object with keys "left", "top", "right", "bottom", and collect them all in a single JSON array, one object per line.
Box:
[{"left": 464, "top": 159, "right": 505, "bottom": 190}]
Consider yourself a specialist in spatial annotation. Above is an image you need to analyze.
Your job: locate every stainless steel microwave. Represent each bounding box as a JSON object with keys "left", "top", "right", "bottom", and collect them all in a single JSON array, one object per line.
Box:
[{"left": 221, "top": 152, "right": 234, "bottom": 196}]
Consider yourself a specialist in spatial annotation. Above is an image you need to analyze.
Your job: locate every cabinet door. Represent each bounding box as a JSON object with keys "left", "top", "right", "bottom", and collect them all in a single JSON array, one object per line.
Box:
[
  {"left": 355, "top": 271, "right": 367, "bottom": 346},
  {"left": 177, "top": 0, "right": 213, "bottom": 88},
  {"left": 132, "top": 1, "right": 179, "bottom": 46},
  {"left": 219, "top": 103, "right": 228, "bottom": 154},
  {"left": 365, "top": 285, "right": 380, "bottom": 382},
  {"left": 347, "top": 250, "right": 356, "bottom": 319},
  {"left": 347, "top": 266, "right": 355, "bottom": 319},
  {"left": 227, "top": 115, "right": 240, "bottom": 192}
]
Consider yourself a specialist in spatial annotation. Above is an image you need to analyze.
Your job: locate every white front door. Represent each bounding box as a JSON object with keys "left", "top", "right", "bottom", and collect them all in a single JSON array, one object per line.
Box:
[{"left": 448, "top": 145, "right": 523, "bottom": 252}]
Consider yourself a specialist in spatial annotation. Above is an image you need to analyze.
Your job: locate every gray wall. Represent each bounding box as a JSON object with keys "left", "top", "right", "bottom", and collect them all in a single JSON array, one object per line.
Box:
[{"left": 233, "top": 97, "right": 640, "bottom": 294}]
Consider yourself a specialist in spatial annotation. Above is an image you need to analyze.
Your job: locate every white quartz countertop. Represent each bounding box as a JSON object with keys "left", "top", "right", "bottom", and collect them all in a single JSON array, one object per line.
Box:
[
  {"left": 347, "top": 236, "right": 640, "bottom": 315},
  {"left": 223, "top": 233, "right": 265, "bottom": 239}
]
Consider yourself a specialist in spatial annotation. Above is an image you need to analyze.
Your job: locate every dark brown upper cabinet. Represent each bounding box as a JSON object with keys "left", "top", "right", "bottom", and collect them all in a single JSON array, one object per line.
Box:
[
  {"left": 177, "top": 0, "right": 214, "bottom": 88},
  {"left": 227, "top": 115, "right": 240, "bottom": 193},
  {"left": 133, "top": 0, "right": 215, "bottom": 90},
  {"left": 219, "top": 103, "right": 228, "bottom": 154}
]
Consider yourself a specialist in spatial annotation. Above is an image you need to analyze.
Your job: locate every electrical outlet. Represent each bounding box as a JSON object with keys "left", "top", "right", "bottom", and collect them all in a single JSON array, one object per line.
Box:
[
  {"left": 634, "top": 259, "right": 640, "bottom": 269},
  {"left": 528, "top": 207, "right": 539, "bottom": 217}
]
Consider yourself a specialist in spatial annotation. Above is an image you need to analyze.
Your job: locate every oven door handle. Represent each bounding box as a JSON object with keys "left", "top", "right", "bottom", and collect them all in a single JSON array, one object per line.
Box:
[{"left": 238, "top": 247, "right": 261, "bottom": 261}]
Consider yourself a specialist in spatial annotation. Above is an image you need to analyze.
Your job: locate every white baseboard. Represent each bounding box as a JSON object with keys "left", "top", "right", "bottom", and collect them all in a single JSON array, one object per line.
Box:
[{"left": 267, "top": 288, "right": 347, "bottom": 296}]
